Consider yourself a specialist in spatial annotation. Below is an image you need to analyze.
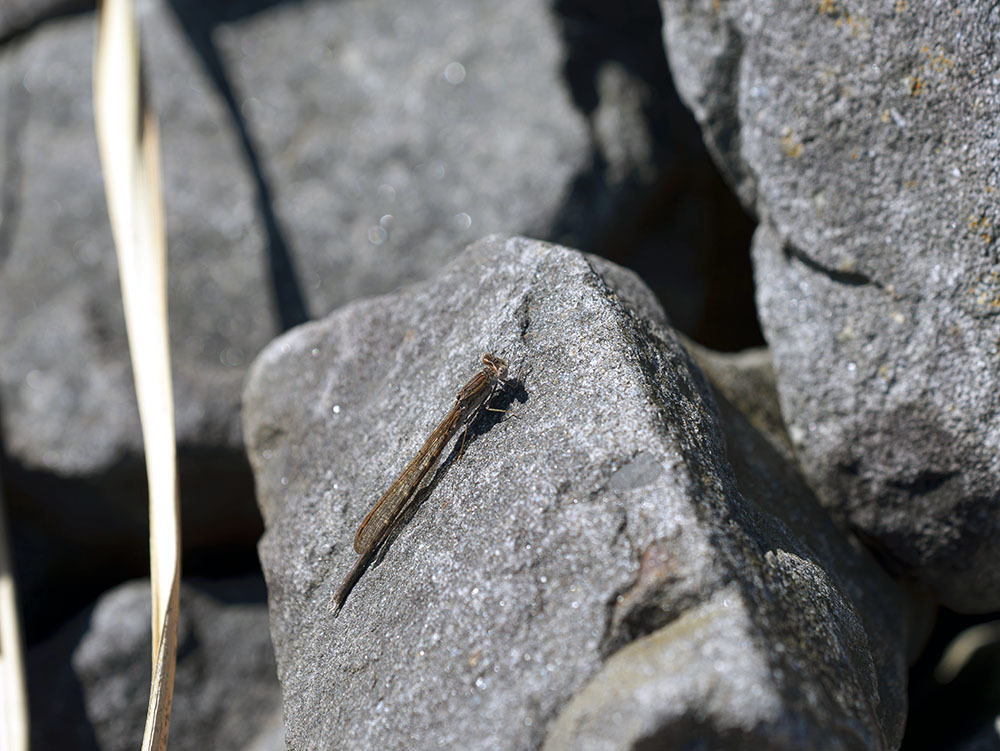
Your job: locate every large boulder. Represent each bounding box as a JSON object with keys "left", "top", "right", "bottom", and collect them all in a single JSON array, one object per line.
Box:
[{"left": 244, "top": 235, "right": 906, "bottom": 749}]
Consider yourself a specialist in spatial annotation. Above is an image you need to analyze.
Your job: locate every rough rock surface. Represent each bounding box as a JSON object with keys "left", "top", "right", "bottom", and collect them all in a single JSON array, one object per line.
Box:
[
  {"left": 661, "top": 0, "right": 1000, "bottom": 610},
  {"left": 244, "top": 235, "right": 905, "bottom": 750},
  {"left": 544, "top": 339, "right": 912, "bottom": 751},
  {"left": 682, "top": 341, "right": 793, "bottom": 460},
  {"left": 27, "top": 576, "right": 282, "bottom": 751}
]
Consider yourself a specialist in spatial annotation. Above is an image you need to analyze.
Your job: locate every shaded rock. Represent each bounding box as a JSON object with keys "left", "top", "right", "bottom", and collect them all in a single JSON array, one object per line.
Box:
[
  {"left": 545, "top": 340, "right": 909, "bottom": 750},
  {"left": 584, "top": 259, "right": 784, "bottom": 453},
  {"left": 0, "top": 0, "right": 673, "bottom": 470},
  {"left": 244, "top": 235, "right": 905, "bottom": 750},
  {"left": 0, "top": 0, "right": 90, "bottom": 41},
  {"left": 659, "top": 0, "right": 756, "bottom": 208},
  {"left": 661, "top": 0, "right": 1000, "bottom": 611},
  {"left": 545, "top": 590, "right": 875, "bottom": 751},
  {"left": 950, "top": 727, "right": 1000, "bottom": 751},
  {"left": 692, "top": 340, "right": 937, "bottom": 665},
  {"left": 0, "top": 3, "right": 268, "bottom": 630},
  {"left": 682, "top": 341, "right": 793, "bottom": 459},
  {"left": 27, "top": 576, "right": 282, "bottom": 751}
]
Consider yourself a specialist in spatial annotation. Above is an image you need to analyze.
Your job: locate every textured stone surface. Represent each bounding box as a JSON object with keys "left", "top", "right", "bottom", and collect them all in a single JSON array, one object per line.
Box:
[
  {"left": 662, "top": 0, "right": 1000, "bottom": 611},
  {"left": 244, "top": 235, "right": 905, "bottom": 750},
  {"left": 545, "top": 343, "right": 909, "bottom": 751},
  {"left": 27, "top": 576, "right": 282, "bottom": 751},
  {"left": 683, "top": 341, "right": 793, "bottom": 459}
]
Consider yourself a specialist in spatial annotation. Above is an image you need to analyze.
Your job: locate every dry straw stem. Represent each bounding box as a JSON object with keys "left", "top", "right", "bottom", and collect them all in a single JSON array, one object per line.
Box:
[
  {"left": 0, "top": 478, "right": 28, "bottom": 751},
  {"left": 934, "top": 621, "right": 1000, "bottom": 684},
  {"left": 94, "top": 1, "right": 180, "bottom": 749}
]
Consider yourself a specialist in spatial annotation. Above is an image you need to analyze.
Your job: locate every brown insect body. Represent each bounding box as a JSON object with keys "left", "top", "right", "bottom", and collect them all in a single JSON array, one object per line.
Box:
[{"left": 334, "top": 353, "right": 510, "bottom": 610}]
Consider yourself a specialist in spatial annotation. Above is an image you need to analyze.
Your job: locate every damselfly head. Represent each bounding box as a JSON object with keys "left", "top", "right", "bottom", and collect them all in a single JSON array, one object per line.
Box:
[{"left": 481, "top": 352, "right": 508, "bottom": 381}]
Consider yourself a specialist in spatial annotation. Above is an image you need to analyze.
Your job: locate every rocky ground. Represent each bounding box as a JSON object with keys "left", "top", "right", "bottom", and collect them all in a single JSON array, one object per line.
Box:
[{"left": 3, "top": 0, "right": 998, "bottom": 749}]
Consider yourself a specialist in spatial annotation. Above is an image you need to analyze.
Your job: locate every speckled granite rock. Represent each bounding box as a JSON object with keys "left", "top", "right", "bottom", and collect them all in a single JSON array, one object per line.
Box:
[
  {"left": 244, "top": 235, "right": 905, "bottom": 750},
  {"left": 27, "top": 576, "right": 282, "bottom": 751},
  {"left": 661, "top": 0, "right": 1000, "bottom": 611}
]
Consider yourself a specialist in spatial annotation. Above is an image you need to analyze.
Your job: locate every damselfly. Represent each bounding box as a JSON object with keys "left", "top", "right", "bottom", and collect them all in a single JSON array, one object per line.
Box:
[{"left": 333, "top": 353, "right": 511, "bottom": 611}]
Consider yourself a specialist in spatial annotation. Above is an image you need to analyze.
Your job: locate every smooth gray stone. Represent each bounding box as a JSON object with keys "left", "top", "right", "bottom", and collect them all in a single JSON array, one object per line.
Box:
[
  {"left": 661, "top": 0, "right": 1000, "bottom": 611},
  {"left": 244, "top": 235, "right": 905, "bottom": 750},
  {"left": 27, "top": 576, "right": 282, "bottom": 751}
]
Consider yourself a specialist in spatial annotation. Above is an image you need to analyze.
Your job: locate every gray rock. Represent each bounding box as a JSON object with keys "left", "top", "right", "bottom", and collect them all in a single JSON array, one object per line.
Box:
[
  {"left": 545, "top": 590, "right": 875, "bottom": 751},
  {"left": 660, "top": 0, "right": 756, "bottom": 209},
  {"left": 662, "top": 0, "right": 1000, "bottom": 611},
  {"left": 546, "top": 342, "right": 909, "bottom": 750},
  {"left": 244, "top": 235, "right": 905, "bottom": 750},
  {"left": 27, "top": 576, "right": 283, "bottom": 751},
  {"left": 0, "top": 0, "right": 675, "bottom": 611},
  {"left": 682, "top": 341, "right": 794, "bottom": 460},
  {"left": 0, "top": 0, "right": 90, "bottom": 41},
  {"left": 0, "top": 3, "right": 268, "bottom": 618},
  {"left": 688, "top": 338, "right": 938, "bottom": 660},
  {"left": 0, "top": 0, "right": 670, "bottom": 471}
]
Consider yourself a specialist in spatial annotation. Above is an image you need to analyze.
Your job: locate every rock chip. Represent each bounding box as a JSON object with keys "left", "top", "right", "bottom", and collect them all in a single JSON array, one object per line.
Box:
[{"left": 244, "top": 235, "right": 905, "bottom": 750}]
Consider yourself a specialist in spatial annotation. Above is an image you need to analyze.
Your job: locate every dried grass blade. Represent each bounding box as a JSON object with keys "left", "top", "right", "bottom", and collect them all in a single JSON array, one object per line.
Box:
[
  {"left": 0, "top": 478, "right": 28, "bottom": 751},
  {"left": 93, "top": 1, "right": 180, "bottom": 749}
]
